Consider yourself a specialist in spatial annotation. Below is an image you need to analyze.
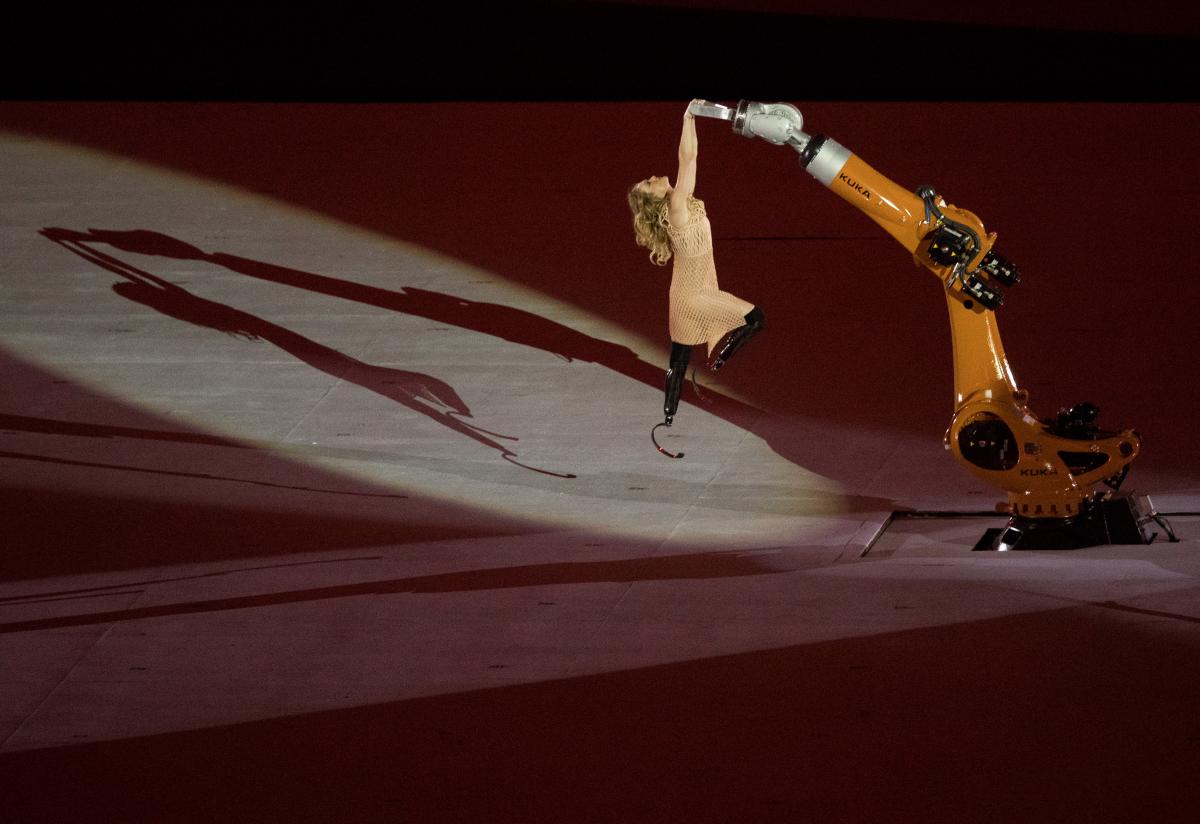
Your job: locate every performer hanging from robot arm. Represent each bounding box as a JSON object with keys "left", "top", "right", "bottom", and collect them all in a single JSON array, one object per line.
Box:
[{"left": 627, "top": 101, "right": 765, "bottom": 454}]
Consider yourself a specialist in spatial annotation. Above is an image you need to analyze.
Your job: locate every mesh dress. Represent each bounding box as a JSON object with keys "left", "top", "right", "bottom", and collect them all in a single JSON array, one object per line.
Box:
[{"left": 665, "top": 197, "right": 754, "bottom": 354}]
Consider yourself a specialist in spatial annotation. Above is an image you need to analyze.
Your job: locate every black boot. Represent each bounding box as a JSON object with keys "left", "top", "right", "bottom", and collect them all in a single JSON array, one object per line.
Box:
[
  {"left": 710, "top": 307, "right": 764, "bottom": 371},
  {"left": 663, "top": 342, "right": 692, "bottom": 425}
]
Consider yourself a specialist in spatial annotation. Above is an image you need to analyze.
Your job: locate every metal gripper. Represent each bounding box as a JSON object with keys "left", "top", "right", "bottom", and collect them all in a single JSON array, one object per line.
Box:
[{"left": 689, "top": 99, "right": 810, "bottom": 151}]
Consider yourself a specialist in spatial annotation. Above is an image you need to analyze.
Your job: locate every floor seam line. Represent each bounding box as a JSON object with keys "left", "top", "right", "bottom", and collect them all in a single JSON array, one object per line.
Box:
[{"left": 0, "top": 596, "right": 138, "bottom": 751}]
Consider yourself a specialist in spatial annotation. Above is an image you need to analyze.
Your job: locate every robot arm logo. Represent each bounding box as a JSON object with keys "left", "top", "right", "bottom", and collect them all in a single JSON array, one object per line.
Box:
[{"left": 837, "top": 173, "right": 872, "bottom": 200}]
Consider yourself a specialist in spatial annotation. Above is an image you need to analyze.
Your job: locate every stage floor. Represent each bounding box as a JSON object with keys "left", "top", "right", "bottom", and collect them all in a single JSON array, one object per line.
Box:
[{"left": 2, "top": 103, "right": 1199, "bottom": 822}]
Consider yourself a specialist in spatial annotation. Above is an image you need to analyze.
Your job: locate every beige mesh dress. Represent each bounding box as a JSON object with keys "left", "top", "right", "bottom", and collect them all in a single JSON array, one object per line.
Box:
[{"left": 665, "top": 197, "right": 754, "bottom": 354}]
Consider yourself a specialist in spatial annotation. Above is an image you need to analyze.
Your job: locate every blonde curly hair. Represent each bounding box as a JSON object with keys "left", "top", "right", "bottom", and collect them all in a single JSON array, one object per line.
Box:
[{"left": 627, "top": 183, "right": 672, "bottom": 266}]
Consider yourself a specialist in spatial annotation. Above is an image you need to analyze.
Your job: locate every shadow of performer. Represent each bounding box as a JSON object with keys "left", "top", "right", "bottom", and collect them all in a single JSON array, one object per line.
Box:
[{"left": 41, "top": 228, "right": 572, "bottom": 476}]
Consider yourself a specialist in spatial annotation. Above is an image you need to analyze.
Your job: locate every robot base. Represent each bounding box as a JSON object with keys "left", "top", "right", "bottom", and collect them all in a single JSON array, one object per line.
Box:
[{"left": 980, "top": 493, "right": 1174, "bottom": 551}]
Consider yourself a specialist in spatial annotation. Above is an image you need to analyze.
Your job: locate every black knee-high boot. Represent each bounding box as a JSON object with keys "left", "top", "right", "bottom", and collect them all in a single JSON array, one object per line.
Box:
[
  {"left": 663, "top": 342, "right": 692, "bottom": 425},
  {"left": 711, "top": 306, "right": 765, "bottom": 371}
]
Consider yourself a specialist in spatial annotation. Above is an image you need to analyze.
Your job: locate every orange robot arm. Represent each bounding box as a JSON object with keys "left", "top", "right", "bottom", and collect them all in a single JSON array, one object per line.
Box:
[{"left": 692, "top": 100, "right": 1154, "bottom": 545}]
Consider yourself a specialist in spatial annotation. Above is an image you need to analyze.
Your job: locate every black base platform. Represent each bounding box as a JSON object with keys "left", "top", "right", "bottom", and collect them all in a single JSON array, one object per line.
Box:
[{"left": 976, "top": 493, "right": 1176, "bottom": 551}]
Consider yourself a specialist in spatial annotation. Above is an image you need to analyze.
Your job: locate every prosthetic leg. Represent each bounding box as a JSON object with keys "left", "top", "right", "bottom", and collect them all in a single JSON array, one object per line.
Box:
[
  {"left": 663, "top": 342, "right": 691, "bottom": 425},
  {"left": 710, "top": 306, "right": 765, "bottom": 371},
  {"left": 652, "top": 342, "right": 692, "bottom": 458}
]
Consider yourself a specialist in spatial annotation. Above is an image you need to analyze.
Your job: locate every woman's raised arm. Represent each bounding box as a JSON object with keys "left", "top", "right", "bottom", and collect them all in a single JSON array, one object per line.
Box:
[{"left": 668, "top": 101, "right": 699, "bottom": 227}]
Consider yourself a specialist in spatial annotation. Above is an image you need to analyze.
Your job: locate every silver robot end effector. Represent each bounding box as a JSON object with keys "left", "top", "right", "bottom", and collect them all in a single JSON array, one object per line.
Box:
[{"left": 688, "top": 100, "right": 810, "bottom": 151}]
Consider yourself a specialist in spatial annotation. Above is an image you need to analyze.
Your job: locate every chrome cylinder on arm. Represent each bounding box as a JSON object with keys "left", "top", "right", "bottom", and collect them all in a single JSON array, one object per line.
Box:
[{"left": 724, "top": 100, "right": 856, "bottom": 188}]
